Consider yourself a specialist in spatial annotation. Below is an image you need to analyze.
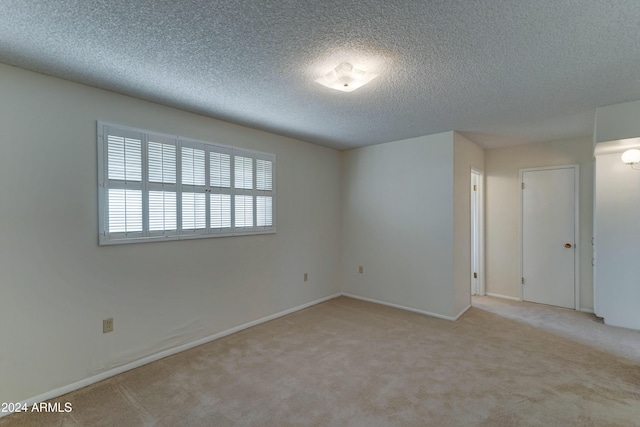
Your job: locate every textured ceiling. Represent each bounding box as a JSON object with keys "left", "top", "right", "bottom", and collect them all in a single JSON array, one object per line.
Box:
[{"left": 1, "top": 0, "right": 640, "bottom": 150}]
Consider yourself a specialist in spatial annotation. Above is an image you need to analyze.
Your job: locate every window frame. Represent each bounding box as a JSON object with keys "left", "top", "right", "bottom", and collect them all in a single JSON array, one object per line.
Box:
[{"left": 97, "top": 121, "right": 276, "bottom": 245}]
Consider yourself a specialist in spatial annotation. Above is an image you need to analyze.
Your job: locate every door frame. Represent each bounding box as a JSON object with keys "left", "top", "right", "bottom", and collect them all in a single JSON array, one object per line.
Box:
[
  {"left": 471, "top": 168, "right": 485, "bottom": 296},
  {"left": 518, "top": 164, "right": 580, "bottom": 309}
]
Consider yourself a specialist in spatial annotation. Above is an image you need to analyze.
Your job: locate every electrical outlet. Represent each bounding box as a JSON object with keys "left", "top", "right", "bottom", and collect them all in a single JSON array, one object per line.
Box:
[
  {"left": 304, "top": 273, "right": 308, "bottom": 282},
  {"left": 103, "top": 318, "right": 113, "bottom": 334},
  {"left": 358, "top": 265, "right": 363, "bottom": 274}
]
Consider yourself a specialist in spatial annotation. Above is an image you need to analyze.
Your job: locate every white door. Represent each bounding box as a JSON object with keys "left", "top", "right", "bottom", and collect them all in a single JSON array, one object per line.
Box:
[{"left": 521, "top": 166, "right": 577, "bottom": 309}]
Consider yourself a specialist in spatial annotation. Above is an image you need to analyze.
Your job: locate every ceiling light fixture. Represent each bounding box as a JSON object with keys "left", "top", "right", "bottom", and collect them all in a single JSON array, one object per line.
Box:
[
  {"left": 621, "top": 149, "right": 640, "bottom": 170},
  {"left": 315, "top": 62, "right": 378, "bottom": 92}
]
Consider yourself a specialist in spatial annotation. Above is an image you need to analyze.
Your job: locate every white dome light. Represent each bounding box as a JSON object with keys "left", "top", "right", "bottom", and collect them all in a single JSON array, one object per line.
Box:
[
  {"left": 315, "top": 62, "right": 378, "bottom": 93},
  {"left": 621, "top": 149, "right": 640, "bottom": 165}
]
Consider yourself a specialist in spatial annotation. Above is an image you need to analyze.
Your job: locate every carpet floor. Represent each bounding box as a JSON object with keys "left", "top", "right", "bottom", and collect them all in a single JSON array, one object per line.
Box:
[
  {"left": 2, "top": 296, "right": 639, "bottom": 426},
  {"left": 473, "top": 295, "right": 640, "bottom": 364}
]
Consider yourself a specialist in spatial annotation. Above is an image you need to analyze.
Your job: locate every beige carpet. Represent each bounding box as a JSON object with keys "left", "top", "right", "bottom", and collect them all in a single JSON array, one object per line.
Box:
[
  {"left": 2, "top": 296, "right": 639, "bottom": 426},
  {"left": 473, "top": 295, "right": 640, "bottom": 364}
]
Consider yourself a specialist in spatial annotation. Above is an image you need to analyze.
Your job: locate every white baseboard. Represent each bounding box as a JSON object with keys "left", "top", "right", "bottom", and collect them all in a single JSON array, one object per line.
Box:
[
  {"left": 485, "top": 292, "right": 521, "bottom": 301},
  {"left": 1, "top": 293, "right": 341, "bottom": 419},
  {"left": 578, "top": 307, "right": 594, "bottom": 314},
  {"left": 341, "top": 293, "right": 461, "bottom": 321},
  {"left": 454, "top": 304, "right": 472, "bottom": 320}
]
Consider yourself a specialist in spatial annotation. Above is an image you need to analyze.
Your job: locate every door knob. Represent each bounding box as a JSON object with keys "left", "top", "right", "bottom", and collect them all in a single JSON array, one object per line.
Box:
[{"left": 564, "top": 243, "right": 572, "bottom": 248}]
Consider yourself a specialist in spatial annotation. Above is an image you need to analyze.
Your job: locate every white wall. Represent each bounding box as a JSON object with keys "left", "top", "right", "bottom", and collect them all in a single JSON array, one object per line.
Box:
[
  {"left": 485, "top": 137, "right": 594, "bottom": 310},
  {"left": 593, "top": 101, "right": 640, "bottom": 330},
  {"left": 0, "top": 63, "right": 342, "bottom": 403},
  {"left": 341, "top": 132, "right": 461, "bottom": 318},
  {"left": 453, "top": 133, "right": 485, "bottom": 314},
  {"left": 595, "top": 99, "right": 640, "bottom": 144},
  {"left": 593, "top": 153, "right": 640, "bottom": 329}
]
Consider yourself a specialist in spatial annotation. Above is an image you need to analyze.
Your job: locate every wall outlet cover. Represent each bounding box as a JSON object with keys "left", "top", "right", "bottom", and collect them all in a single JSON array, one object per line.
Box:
[{"left": 103, "top": 318, "right": 114, "bottom": 333}]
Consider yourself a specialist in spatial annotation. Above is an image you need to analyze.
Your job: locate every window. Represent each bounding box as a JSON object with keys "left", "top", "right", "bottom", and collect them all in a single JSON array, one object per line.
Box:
[{"left": 98, "top": 122, "right": 275, "bottom": 245}]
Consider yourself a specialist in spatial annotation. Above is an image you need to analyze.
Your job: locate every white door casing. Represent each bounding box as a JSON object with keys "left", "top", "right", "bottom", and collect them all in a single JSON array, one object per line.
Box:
[
  {"left": 471, "top": 169, "right": 484, "bottom": 296},
  {"left": 520, "top": 165, "right": 579, "bottom": 309}
]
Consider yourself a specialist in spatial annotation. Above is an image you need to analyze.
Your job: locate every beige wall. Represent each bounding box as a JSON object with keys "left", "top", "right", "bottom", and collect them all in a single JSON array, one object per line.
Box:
[
  {"left": 341, "top": 132, "right": 458, "bottom": 318},
  {"left": 453, "top": 133, "right": 485, "bottom": 314},
  {"left": 485, "top": 137, "right": 594, "bottom": 310},
  {"left": 0, "top": 63, "right": 342, "bottom": 403}
]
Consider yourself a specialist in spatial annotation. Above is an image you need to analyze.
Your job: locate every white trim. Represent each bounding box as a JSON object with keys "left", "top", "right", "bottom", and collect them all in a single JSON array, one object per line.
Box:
[
  {"left": 485, "top": 292, "right": 522, "bottom": 301},
  {"left": 573, "top": 165, "right": 580, "bottom": 310},
  {"left": 592, "top": 158, "right": 599, "bottom": 317},
  {"left": 341, "top": 293, "right": 466, "bottom": 321},
  {"left": 0, "top": 293, "right": 341, "bottom": 418},
  {"left": 99, "top": 228, "right": 276, "bottom": 245},
  {"left": 518, "top": 164, "right": 580, "bottom": 310},
  {"left": 470, "top": 168, "right": 485, "bottom": 296},
  {"left": 578, "top": 307, "right": 594, "bottom": 314}
]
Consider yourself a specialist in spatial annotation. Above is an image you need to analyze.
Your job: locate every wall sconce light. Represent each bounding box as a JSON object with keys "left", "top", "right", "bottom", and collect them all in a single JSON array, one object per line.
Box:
[
  {"left": 621, "top": 149, "right": 640, "bottom": 170},
  {"left": 315, "top": 62, "right": 378, "bottom": 92}
]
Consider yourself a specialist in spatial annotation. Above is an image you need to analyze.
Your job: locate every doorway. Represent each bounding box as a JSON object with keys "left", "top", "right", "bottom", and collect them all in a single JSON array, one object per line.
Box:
[
  {"left": 471, "top": 169, "right": 484, "bottom": 296},
  {"left": 520, "top": 165, "right": 579, "bottom": 309}
]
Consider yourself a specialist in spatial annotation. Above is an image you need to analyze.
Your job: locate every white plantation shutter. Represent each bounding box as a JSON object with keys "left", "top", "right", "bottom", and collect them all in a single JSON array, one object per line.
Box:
[
  {"left": 107, "top": 135, "right": 141, "bottom": 182},
  {"left": 104, "top": 128, "right": 144, "bottom": 237},
  {"left": 234, "top": 155, "right": 253, "bottom": 189},
  {"left": 256, "top": 159, "right": 272, "bottom": 191},
  {"left": 235, "top": 195, "right": 253, "bottom": 228},
  {"left": 210, "top": 152, "right": 231, "bottom": 188},
  {"left": 256, "top": 196, "right": 272, "bottom": 227},
  {"left": 108, "top": 189, "right": 142, "bottom": 232},
  {"left": 148, "top": 141, "right": 176, "bottom": 184},
  {"left": 182, "top": 146, "right": 206, "bottom": 186},
  {"left": 210, "top": 194, "right": 231, "bottom": 228},
  {"left": 147, "top": 136, "right": 177, "bottom": 234},
  {"left": 181, "top": 143, "right": 207, "bottom": 232},
  {"left": 182, "top": 192, "right": 206, "bottom": 230},
  {"left": 98, "top": 122, "right": 275, "bottom": 244},
  {"left": 209, "top": 148, "right": 232, "bottom": 231},
  {"left": 149, "top": 191, "right": 177, "bottom": 231},
  {"left": 256, "top": 157, "right": 274, "bottom": 228}
]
